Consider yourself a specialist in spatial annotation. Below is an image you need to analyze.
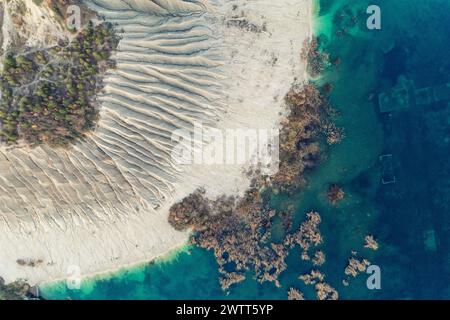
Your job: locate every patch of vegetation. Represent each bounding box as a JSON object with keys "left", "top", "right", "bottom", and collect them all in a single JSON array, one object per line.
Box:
[{"left": 0, "top": 21, "right": 119, "bottom": 147}]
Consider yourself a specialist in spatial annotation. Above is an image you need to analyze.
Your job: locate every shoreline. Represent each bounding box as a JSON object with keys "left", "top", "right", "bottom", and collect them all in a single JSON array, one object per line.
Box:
[
  {"left": 0, "top": 0, "right": 313, "bottom": 289},
  {"left": 39, "top": 241, "right": 190, "bottom": 290},
  {"left": 42, "top": 0, "right": 315, "bottom": 291},
  {"left": 38, "top": 0, "right": 450, "bottom": 300}
]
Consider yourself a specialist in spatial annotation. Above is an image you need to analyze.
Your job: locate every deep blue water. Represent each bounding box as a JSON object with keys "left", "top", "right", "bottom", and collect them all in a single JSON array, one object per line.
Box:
[{"left": 41, "top": 0, "right": 450, "bottom": 299}]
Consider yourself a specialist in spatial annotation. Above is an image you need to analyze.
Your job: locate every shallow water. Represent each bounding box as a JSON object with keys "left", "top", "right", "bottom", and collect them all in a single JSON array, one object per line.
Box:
[{"left": 41, "top": 0, "right": 450, "bottom": 299}]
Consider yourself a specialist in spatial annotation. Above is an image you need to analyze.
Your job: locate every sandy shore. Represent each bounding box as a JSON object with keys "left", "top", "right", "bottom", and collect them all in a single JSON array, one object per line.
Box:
[{"left": 0, "top": 0, "right": 312, "bottom": 286}]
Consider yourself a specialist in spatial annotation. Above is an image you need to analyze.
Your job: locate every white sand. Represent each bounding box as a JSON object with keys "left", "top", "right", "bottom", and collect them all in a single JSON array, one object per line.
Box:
[{"left": 0, "top": 0, "right": 312, "bottom": 286}]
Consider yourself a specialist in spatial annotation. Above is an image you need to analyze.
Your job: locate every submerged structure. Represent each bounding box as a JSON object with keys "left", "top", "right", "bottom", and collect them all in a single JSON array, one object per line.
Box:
[
  {"left": 378, "top": 76, "right": 450, "bottom": 114},
  {"left": 378, "top": 76, "right": 414, "bottom": 113},
  {"left": 379, "top": 154, "right": 396, "bottom": 185}
]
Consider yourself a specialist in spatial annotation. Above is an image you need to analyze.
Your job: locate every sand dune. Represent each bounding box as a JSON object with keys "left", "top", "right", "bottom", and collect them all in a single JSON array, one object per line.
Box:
[{"left": 0, "top": 0, "right": 311, "bottom": 285}]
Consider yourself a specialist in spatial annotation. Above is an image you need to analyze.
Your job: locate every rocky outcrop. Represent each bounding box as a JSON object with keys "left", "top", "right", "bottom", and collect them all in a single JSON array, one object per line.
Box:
[
  {"left": 299, "top": 269, "right": 325, "bottom": 285},
  {"left": 344, "top": 257, "right": 371, "bottom": 278},
  {"left": 327, "top": 184, "right": 345, "bottom": 205},
  {"left": 324, "top": 122, "right": 345, "bottom": 145},
  {"left": 288, "top": 287, "right": 305, "bottom": 300},
  {"left": 299, "top": 270, "right": 339, "bottom": 300},
  {"left": 169, "top": 181, "right": 289, "bottom": 290},
  {"left": 315, "top": 282, "right": 339, "bottom": 301},
  {"left": 312, "top": 250, "right": 326, "bottom": 266},
  {"left": 364, "top": 235, "right": 379, "bottom": 250},
  {"left": 285, "top": 211, "right": 323, "bottom": 260},
  {"left": 168, "top": 188, "right": 235, "bottom": 232},
  {"left": 168, "top": 82, "right": 338, "bottom": 291},
  {"left": 0, "top": 277, "right": 38, "bottom": 300},
  {"left": 301, "top": 37, "right": 330, "bottom": 77},
  {"left": 272, "top": 84, "right": 329, "bottom": 194}
]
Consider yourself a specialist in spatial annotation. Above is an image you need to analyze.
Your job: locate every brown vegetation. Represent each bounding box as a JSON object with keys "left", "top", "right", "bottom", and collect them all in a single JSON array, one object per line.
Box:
[
  {"left": 299, "top": 269, "right": 325, "bottom": 285},
  {"left": 312, "top": 250, "right": 326, "bottom": 266},
  {"left": 271, "top": 84, "right": 331, "bottom": 194},
  {"left": 327, "top": 184, "right": 345, "bottom": 205},
  {"left": 315, "top": 282, "right": 339, "bottom": 300},
  {"left": 364, "top": 235, "right": 379, "bottom": 250},
  {"left": 287, "top": 287, "right": 305, "bottom": 300},
  {"left": 169, "top": 185, "right": 327, "bottom": 291},
  {"left": 301, "top": 37, "right": 329, "bottom": 77},
  {"left": 168, "top": 82, "right": 341, "bottom": 292},
  {"left": 299, "top": 269, "right": 338, "bottom": 300},
  {"left": 169, "top": 181, "right": 289, "bottom": 290},
  {"left": 285, "top": 211, "right": 323, "bottom": 260},
  {"left": 344, "top": 256, "right": 370, "bottom": 278}
]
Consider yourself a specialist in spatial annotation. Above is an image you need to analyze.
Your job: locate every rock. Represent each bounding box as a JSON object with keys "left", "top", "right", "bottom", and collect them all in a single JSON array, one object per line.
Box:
[
  {"left": 312, "top": 250, "right": 326, "bottom": 266},
  {"left": 327, "top": 184, "right": 345, "bottom": 205},
  {"left": 288, "top": 287, "right": 305, "bottom": 300},
  {"left": 299, "top": 269, "right": 325, "bottom": 285},
  {"left": 285, "top": 211, "right": 323, "bottom": 253},
  {"left": 167, "top": 83, "right": 338, "bottom": 291},
  {"left": 344, "top": 257, "right": 371, "bottom": 278},
  {"left": 364, "top": 235, "right": 379, "bottom": 250},
  {"left": 315, "top": 282, "right": 339, "bottom": 300}
]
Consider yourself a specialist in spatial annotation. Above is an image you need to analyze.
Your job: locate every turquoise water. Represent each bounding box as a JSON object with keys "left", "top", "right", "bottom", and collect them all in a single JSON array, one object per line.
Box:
[{"left": 41, "top": 0, "right": 450, "bottom": 299}]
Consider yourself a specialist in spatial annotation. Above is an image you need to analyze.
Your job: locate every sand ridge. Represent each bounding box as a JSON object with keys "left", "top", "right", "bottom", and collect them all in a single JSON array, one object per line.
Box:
[{"left": 0, "top": 0, "right": 312, "bottom": 285}]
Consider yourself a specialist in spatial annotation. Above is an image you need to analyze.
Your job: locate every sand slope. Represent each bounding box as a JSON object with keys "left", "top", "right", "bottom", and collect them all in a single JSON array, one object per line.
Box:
[{"left": 0, "top": 0, "right": 311, "bottom": 285}]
